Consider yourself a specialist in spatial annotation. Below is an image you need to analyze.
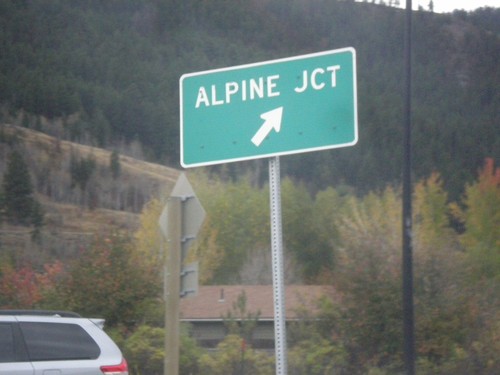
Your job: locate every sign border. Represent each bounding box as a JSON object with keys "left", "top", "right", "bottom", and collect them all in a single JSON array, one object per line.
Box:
[{"left": 180, "top": 47, "right": 358, "bottom": 168}]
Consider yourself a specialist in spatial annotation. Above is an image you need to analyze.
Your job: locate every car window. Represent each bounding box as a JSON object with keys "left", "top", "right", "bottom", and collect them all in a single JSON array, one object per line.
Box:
[
  {"left": 0, "top": 323, "right": 16, "bottom": 362},
  {"left": 19, "top": 322, "right": 100, "bottom": 361}
]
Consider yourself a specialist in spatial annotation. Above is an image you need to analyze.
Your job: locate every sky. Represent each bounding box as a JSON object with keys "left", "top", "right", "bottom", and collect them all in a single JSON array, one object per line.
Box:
[
  {"left": 407, "top": 0, "right": 500, "bottom": 13},
  {"left": 356, "top": 0, "right": 500, "bottom": 13}
]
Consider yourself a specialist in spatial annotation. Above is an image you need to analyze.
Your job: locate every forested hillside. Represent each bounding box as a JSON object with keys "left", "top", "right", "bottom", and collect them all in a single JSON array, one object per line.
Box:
[{"left": 1, "top": 0, "right": 499, "bottom": 198}]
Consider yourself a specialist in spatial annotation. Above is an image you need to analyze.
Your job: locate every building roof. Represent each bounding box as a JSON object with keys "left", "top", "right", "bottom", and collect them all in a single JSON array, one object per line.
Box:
[{"left": 179, "top": 285, "right": 335, "bottom": 321}]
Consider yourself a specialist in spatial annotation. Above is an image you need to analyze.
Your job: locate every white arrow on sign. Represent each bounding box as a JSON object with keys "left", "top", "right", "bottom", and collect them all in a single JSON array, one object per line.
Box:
[{"left": 251, "top": 107, "right": 283, "bottom": 147}]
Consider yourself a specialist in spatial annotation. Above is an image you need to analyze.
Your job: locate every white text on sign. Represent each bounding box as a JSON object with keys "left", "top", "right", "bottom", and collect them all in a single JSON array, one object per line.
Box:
[
  {"left": 294, "top": 65, "right": 341, "bottom": 93},
  {"left": 194, "top": 65, "right": 341, "bottom": 108}
]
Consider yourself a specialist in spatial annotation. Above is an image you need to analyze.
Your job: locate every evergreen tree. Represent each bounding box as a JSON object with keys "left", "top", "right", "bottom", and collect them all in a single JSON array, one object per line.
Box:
[
  {"left": 70, "top": 153, "right": 96, "bottom": 192},
  {"left": 110, "top": 150, "right": 121, "bottom": 180},
  {"left": 2, "top": 150, "right": 35, "bottom": 225},
  {"left": 0, "top": 189, "right": 4, "bottom": 222}
]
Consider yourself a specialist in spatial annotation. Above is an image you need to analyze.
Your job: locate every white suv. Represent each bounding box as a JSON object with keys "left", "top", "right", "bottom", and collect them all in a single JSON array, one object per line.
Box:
[{"left": 0, "top": 311, "right": 128, "bottom": 375}]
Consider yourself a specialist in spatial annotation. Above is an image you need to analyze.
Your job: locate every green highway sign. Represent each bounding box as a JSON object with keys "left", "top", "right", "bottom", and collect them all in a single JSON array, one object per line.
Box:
[{"left": 180, "top": 48, "right": 357, "bottom": 168}]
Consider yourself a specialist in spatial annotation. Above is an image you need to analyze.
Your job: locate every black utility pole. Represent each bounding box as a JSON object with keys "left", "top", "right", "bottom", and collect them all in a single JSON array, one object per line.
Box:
[{"left": 403, "top": 1, "right": 415, "bottom": 374}]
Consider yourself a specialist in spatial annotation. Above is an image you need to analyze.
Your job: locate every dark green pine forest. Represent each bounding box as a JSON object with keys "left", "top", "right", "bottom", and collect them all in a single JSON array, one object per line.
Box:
[{"left": 1, "top": 0, "right": 499, "bottom": 199}]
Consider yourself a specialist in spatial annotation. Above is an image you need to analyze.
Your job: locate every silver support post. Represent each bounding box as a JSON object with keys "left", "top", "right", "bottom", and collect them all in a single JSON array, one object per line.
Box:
[{"left": 269, "top": 156, "right": 288, "bottom": 375}]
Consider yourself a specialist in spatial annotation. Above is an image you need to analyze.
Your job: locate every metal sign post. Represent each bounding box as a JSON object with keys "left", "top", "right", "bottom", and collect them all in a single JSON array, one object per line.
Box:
[
  {"left": 403, "top": 1, "right": 416, "bottom": 374},
  {"left": 269, "top": 156, "right": 288, "bottom": 375},
  {"left": 163, "top": 197, "right": 181, "bottom": 375},
  {"left": 159, "top": 173, "right": 206, "bottom": 375}
]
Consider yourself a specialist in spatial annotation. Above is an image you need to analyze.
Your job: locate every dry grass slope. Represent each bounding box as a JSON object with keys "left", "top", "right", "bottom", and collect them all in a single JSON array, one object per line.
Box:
[{"left": 0, "top": 124, "right": 180, "bottom": 263}]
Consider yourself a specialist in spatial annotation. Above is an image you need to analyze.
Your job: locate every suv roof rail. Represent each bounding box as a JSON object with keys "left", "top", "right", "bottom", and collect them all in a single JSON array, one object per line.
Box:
[{"left": 0, "top": 310, "right": 82, "bottom": 318}]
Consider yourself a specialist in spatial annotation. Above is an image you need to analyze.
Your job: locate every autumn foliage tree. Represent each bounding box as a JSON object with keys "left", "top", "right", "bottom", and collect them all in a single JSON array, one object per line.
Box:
[
  {"left": 56, "top": 232, "right": 160, "bottom": 328},
  {"left": 449, "top": 158, "right": 500, "bottom": 374},
  {"left": 0, "top": 263, "right": 41, "bottom": 308},
  {"left": 191, "top": 173, "right": 269, "bottom": 284},
  {"left": 320, "top": 171, "right": 496, "bottom": 373},
  {"left": 454, "top": 158, "right": 500, "bottom": 280},
  {"left": 332, "top": 187, "right": 404, "bottom": 372},
  {"left": 133, "top": 198, "right": 164, "bottom": 278},
  {"left": 198, "top": 334, "right": 274, "bottom": 375},
  {"left": 0, "top": 260, "right": 64, "bottom": 309},
  {"left": 412, "top": 174, "right": 471, "bottom": 370}
]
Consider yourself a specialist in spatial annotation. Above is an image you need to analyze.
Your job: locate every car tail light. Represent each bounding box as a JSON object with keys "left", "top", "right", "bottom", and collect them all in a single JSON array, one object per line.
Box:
[{"left": 100, "top": 358, "right": 129, "bottom": 375}]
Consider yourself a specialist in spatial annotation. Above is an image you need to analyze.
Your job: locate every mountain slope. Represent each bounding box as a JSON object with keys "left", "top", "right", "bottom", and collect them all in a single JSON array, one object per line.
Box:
[
  {"left": 1, "top": 123, "right": 179, "bottom": 264},
  {"left": 0, "top": 0, "right": 498, "bottom": 198}
]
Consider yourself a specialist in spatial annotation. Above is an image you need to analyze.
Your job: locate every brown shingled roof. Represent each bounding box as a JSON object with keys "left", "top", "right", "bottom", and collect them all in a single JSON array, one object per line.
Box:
[{"left": 179, "top": 285, "right": 335, "bottom": 321}]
